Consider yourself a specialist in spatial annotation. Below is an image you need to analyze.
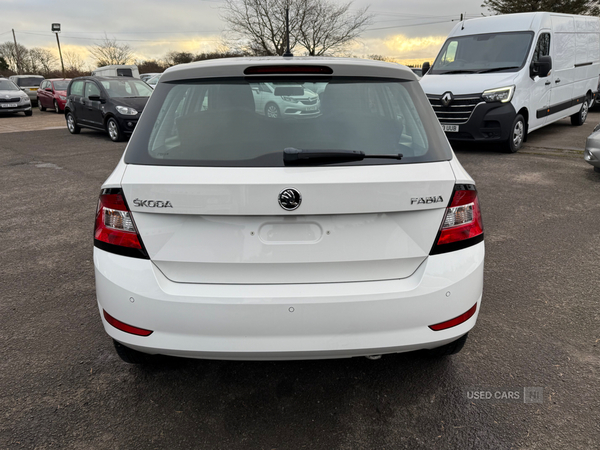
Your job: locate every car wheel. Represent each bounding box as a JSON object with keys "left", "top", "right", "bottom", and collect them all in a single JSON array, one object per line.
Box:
[
  {"left": 265, "top": 102, "right": 281, "bottom": 119},
  {"left": 503, "top": 114, "right": 525, "bottom": 153},
  {"left": 113, "top": 340, "right": 159, "bottom": 364},
  {"left": 66, "top": 112, "right": 81, "bottom": 134},
  {"left": 594, "top": 166, "right": 600, "bottom": 173},
  {"left": 38, "top": 99, "right": 46, "bottom": 111},
  {"left": 571, "top": 95, "right": 590, "bottom": 126},
  {"left": 54, "top": 100, "right": 60, "bottom": 113},
  {"left": 24, "top": 110, "right": 32, "bottom": 117},
  {"left": 425, "top": 333, "right": 469, "bottom": 357},
  {"left": 106, "top": 117, "right": 124, "bottom": 142}
]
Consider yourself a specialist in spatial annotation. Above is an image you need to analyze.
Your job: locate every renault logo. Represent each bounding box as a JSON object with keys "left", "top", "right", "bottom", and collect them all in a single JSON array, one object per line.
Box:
[
  {"left": 441, "top": 92, "right": 453, "bottom": 107},
  {"left": 278, "top": 188, "right": 302, "bottom": 211}
]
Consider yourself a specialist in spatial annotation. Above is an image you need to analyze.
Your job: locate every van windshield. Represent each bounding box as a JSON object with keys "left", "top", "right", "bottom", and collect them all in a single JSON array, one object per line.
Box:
[
  {"left": 124, "top": 77, "right": 452, "bottom": 167},
  {"left": 430, "top": 31, "right": 534, "bottom": 74}
]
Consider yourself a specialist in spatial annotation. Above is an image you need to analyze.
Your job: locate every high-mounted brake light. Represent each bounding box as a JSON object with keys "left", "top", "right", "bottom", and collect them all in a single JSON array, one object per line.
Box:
[
  {"left": 103, "top": 310, "right": 153, "bottom": 336},
  {"left": 430, "top": 185, "right": 483, "bottom": 255},
  {"left": 94, "top": 188, "right": 149, "bottom": 259},
  {"left": 244, "top": 65, "right": 333, "bottom": 75}
]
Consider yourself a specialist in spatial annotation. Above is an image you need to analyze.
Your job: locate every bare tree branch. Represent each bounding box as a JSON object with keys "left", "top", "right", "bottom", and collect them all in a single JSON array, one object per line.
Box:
[{"left": 89, "top": 35, "right": 134, "bottom": 67}]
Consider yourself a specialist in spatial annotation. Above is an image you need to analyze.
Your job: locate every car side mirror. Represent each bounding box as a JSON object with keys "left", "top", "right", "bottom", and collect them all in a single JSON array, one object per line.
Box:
[
  {"left": 531, "top": 55, "right": 552, "bottom": 78},
  {"left": 422, "top": 62, "right": 431, "bottom": 76}
]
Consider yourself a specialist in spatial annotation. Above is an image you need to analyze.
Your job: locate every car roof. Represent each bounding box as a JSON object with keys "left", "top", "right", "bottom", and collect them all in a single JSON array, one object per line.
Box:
[
  {"left": 72, "top": 76, "right": 143, "bottom": 81},
  {"left": 11, "top": 74, "right": 44, "bottom": 78},
  {"left": 160, "top": 56, "right": 418, "bottom": 82}
]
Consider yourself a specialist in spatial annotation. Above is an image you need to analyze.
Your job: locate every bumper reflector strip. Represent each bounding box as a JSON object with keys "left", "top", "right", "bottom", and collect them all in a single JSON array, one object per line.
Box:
[
  {"left": 103, "top": 310, "right": 153, "bottom": 336},
  {"left": 429, "top": 303, "right": 477, "bottom": 331}
]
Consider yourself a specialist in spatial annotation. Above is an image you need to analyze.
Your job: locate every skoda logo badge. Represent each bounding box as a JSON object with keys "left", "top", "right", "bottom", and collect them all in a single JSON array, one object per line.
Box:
[
  {"left": 441, "top": 92, "right": 453, "bottom": 107},
  {"left": 279, "top": 188, "right": 301, "bottom": 211}
]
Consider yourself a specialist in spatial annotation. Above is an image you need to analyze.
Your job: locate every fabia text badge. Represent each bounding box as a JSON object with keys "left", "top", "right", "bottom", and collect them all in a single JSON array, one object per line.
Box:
[
  {"left": 279, "top": 188, "right": 302, "bottom": 211},
  {"left": 411, "top": 196, "right": 444, "bottom": 205}
]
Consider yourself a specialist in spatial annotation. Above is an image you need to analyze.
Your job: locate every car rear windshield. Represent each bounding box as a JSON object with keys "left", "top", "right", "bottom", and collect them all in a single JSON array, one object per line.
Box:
[
  {"left": 124, "top": 77, "right": 452, "bottom": 167},
  {"left": 15, "top": 77, "right": 43, "bottom": 87},
  {"left": 0, "top": 80, "right": 19, "bottom": 91},
  {"left": 53, "top": 80, "right": 70, "bottom": 90}
]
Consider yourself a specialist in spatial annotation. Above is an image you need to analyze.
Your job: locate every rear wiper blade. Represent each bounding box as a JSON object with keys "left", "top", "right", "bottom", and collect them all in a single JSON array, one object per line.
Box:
[
  {"left": 284, "top": 147, "right": 403, "bottom": 165},
  {"left": 477, "top": 66, "right": 520, "bottom": 73}
]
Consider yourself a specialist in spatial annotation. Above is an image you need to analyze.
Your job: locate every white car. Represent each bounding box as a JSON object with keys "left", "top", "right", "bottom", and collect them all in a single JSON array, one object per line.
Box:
[
  {"left": 251, "top": 82, "right": 320, "bottom": 118},
  {"left": 94, "top": 57, "right": 485, "bottom": 363}
]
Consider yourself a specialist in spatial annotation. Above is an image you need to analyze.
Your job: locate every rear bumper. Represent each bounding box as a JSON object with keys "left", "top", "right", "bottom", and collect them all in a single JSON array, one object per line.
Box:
[{"left": 94, "top": 242, "right": 484, "bottom": 360}]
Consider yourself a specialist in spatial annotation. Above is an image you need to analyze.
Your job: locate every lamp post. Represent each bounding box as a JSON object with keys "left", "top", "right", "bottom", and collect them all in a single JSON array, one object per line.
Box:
[{"left": 52, "top": 23, "right": 65, "bottom": 78}]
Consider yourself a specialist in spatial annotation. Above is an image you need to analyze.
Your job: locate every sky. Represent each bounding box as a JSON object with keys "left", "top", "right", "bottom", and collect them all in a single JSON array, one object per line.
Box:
[{"left": 0, "top": 0, "right": 487, "bottom": 69}]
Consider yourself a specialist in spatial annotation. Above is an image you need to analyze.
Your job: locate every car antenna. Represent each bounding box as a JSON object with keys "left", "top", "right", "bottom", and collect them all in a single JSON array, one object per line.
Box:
[
  {"left": 461, "top": 13, "right": 465, "bottom": 30},
  {"left": 283, "top": 6, "right": 293, "bottom": 57}
]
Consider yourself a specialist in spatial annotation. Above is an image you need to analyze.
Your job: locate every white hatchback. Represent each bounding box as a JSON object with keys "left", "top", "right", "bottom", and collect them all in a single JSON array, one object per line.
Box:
[{"left": 94, "top": 57, "right": 485, "bottom": 363}]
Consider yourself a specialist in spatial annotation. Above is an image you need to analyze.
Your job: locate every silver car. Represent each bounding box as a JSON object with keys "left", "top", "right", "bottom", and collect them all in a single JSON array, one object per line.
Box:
[
  {"left": 9, "top": 75, "right": 44, "bottom": 105},
  {"left": 251, "top": 82, "right": 320, "bottom": 119},
  {"left": 584, "top": 123, "right": 600, "bottom": 173},
  {"left": 0, "top": 78, "right": 32, "bottom": 116}
]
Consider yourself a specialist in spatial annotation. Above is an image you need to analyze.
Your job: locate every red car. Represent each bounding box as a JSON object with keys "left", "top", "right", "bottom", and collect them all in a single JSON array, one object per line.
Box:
[{"left": 37, "top": 78, "right": 71, "bottom": 113}]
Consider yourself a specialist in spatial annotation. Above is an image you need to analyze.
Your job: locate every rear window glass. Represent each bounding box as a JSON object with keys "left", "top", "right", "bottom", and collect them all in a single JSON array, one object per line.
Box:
[
  {"left": 53, "top": 80, "right": 70, "bottom": 90},
  {"left": 15, "top": 77, "right": 43, "bottom": 87},
  {"left": 125, "top": 77, "right": 452, "bottom": 167},
  {"left": 116, "top": 68, "right": 133, "bottom": 77}
]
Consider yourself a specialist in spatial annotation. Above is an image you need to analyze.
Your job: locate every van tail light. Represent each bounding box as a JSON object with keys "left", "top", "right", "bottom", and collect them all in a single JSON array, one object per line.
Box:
[
  {"left": 94, "top": 188, "right": 149, "bottom": 259},
  {"left": 430, "top": 184, "right": 484, "bottom": 255}
]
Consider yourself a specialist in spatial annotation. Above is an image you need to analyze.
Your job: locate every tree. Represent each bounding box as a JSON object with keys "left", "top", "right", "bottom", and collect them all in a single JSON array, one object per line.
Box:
[
  {"left": 89, "top": 36, "right": 133, "bottom": 67},
  {"left": 164, "top": 51, "right": 195, "bottom": 66},
  {"left": 63, "top": 51, "right": 89, "bottom": 77},
  {"left": 221, "top": 0, "right": 373, "bottom": 56},
  {"left": 28, "top": 48, "right": 57, "bottom": 76},
  {"left": 0, "top": 41, "right": 28, "bottom": 73},
  {"left": 482, "top": 0, "right": 600, "bottom": 14}
]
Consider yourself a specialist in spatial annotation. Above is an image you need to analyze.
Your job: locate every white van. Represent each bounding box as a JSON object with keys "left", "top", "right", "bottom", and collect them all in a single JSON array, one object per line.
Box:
[
  {"left": 420, "top": 12, "right": 600, "bottom": 152},
  {"left": 91, "top": 65, "right": 140, "bottom": 79}
]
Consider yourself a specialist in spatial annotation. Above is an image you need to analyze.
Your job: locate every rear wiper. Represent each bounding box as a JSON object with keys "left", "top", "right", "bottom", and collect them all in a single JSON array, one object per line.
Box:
[
  {"left": 477, "top": 66, "right": 520, "bottom": 73},
  {"left": 284, "top": 147, "right": 403, "bottom": 165}
]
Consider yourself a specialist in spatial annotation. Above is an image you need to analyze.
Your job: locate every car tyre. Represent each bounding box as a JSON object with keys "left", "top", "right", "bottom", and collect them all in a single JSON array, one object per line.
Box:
[
  {"left": 571, "top": 95, "right": 590, "bottom": 126},
  {"left": 425, "top": 333, "right": 469, "bottom": 357},
  {"left": 54, "top": 100, "right": 60, "bottom": 113},
  {"left": 594, "top": 166, "right": 600, "bottom": 173},
  {"left": 38, "top": 99, "right": 46, "bottom": 111},
  {"left": 265, "top": 102, "right": 281, "bottom": 119},
  {"left": 503, "top": 114, "right": 525, "bottom": 153},
  {"left": 113, "top": 340, "right": 159, "bottom": 364},
  {"left": 24, "top": 110, "right": 32, "bottom": 117},
  {"left": 106, "top": 117, "right": 124, "bottom": 142},
  {"left": 66, "top": 112, "right": 81, "bottom": 134}
]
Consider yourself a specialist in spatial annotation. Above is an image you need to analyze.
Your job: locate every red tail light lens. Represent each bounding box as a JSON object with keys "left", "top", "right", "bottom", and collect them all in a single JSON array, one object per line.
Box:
[
  {"left": 103, "top": 310, "right": 153, "bottom": 336},
  {"left": 429, "top": 303, "right": 477, "bottom": 331},
  {"left": 94, "top": 188, "right": 149, "bottom": 259},
  {"left": 431, "top": 185, "right": 484, "bottom": 255}
]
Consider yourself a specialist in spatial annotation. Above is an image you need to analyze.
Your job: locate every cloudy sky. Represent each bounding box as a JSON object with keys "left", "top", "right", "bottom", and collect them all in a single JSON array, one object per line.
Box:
[{"left": 0, "top": 0, "right": 487, "bottom": 68}]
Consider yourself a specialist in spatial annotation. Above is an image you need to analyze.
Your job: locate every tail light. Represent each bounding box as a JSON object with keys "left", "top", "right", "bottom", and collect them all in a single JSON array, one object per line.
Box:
[
  {"left": 103, "top": 310, "right": 153, "bottom": 336},
  {"left": 430, "top": 184, "right": 483, "bottom": 255},
  {"left": 94, "top": 188, "right": 149, "bottom": 259}
]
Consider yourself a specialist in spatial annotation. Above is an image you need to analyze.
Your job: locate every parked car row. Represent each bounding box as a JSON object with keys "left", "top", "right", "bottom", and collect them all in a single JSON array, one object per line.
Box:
[{"left": 0, "top": 77, "right": 32, "bottom": 115}]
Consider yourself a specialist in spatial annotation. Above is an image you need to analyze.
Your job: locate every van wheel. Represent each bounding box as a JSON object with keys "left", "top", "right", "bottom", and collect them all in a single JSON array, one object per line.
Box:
[
  {"left": 265, "top": 103, "right": 281, "bottom": 119},
  {"left": 571, "top": 96, "right": 590, "bottom": 126},
  {"left": 425, "top": 333, "right": 469, "bottom": 357},
  {"left": 106, "top": 117, "right": 124, "bottom": 142},
  {"left": 503, "top": 114, "right": 525, "bottom": 153}
]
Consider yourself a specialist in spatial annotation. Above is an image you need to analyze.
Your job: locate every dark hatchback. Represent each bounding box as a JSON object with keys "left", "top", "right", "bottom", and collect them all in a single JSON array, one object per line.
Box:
[{"left": 64, "top": 76, "right": 152, "bottom": 142}]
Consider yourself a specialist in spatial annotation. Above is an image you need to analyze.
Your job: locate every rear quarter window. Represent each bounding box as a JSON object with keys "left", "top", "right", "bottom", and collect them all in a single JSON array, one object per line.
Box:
[{"left": 125, "top": 77, "right": 452, "bottom": 167}]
